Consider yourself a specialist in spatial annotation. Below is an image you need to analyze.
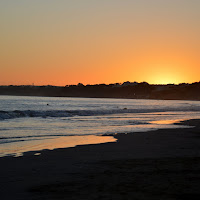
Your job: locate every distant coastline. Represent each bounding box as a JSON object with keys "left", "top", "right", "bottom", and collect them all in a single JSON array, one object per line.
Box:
[{"left": 1, "top": 81, "right": 200, "bottom": 101}]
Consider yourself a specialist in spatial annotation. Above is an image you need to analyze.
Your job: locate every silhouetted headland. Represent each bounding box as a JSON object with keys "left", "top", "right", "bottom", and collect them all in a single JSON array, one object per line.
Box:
[{"left": 1, "top": 81, "right": 200, "bottom": 100}]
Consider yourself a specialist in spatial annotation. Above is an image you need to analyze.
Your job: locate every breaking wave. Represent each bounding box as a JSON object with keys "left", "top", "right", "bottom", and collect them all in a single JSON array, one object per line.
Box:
[{"left": 1, "top": 106, "right": 200, "bottom": 120}]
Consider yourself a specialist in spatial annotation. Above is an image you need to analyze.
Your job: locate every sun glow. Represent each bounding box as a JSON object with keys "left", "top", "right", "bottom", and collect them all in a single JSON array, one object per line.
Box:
[
  {"left": 145, "top": 63, "right": 183, "bottom": 85},
  {"left": 152, "top": 76, "right": 180, "bottom": 85},
  {"left": 0, "top": 1, "right": 199, "bottom": 86}
]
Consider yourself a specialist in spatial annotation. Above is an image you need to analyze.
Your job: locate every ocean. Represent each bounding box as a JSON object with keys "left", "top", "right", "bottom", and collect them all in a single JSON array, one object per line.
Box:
[{"left": 1, "top": 95, "right": 200, "bottom": 157}]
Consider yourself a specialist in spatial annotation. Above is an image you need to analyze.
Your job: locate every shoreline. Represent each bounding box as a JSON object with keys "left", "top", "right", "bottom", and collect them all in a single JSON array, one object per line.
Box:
[
  {"left": 1, "top": 119, "right": 200, "bottom": 199},
  {"left": 1, "top": 81, "right": 200, "bottom": 101},
  {"left": 1, "top": 94, "right": 200, "bottom": 102}
]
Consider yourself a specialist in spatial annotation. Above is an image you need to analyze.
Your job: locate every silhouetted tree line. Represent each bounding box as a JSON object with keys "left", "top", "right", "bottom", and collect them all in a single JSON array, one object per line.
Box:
[{"left": 0, "top": 81, "right": 200, "bottom": 100}]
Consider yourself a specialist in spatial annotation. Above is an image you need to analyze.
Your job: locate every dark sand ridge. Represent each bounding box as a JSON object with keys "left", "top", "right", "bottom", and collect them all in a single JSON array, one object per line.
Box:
[{"left": 1, "top": 119, "right": 200, "bottom": 200}]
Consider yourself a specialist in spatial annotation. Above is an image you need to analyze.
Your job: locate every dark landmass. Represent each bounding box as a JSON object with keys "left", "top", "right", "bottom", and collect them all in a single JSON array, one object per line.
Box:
[
  {"left": 1, "top": 119, "right": 200, "bottom": 199},
  {"left": 1, "top": 81, "right": 200, "bottom": 100}
]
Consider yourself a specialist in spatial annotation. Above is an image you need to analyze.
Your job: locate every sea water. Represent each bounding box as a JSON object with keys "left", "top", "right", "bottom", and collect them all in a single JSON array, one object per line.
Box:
[{"left": 1, "top": 95, "right": 200, "bottom": 157}]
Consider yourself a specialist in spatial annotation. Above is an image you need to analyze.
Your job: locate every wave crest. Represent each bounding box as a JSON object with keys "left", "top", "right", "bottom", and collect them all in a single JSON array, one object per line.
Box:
[{"left": 1, "top": 106, "right": 200, "bottom": 120}]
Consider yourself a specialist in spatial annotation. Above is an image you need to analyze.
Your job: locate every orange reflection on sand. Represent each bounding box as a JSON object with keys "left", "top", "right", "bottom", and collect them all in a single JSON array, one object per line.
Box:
[
  {"left": 150, "top": 119, "right": 182, "bottom": 125},
  {"left": 0, "top": 135, "right": 117, "bottom": 157}
]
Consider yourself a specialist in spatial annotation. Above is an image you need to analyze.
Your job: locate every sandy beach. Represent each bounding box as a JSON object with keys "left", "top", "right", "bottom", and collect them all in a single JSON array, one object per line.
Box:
[
  {"left": 1, "top": 119, "right": 200, "bottom": 200},
  {"left": 1, "top": 0, "right": 200, "bottom": 199}
]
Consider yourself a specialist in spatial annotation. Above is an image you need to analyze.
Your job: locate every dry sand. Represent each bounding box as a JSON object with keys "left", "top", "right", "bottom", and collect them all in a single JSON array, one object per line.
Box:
[{"left": 1, "top": 119, "right": 200, "bottom": 200}]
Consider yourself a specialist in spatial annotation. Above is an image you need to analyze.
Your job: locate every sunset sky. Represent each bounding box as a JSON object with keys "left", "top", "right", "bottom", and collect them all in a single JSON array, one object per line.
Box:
[{"left": 1, "top": 0, "right": 200, "bottom": 86}]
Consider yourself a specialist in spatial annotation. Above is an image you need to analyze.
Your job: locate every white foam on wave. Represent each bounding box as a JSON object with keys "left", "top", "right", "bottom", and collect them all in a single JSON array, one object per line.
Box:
[{"left": 1, "top": 105, "right": 200, "bottom": 120}]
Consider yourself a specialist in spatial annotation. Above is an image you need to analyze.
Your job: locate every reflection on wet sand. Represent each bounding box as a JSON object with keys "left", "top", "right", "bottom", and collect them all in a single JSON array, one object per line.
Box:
[
  {"left": 150, "top": 119, "right": 184, "bottom": 125},
  {"left": 0, "top": 135, "right": 117, "bottom": 157}
]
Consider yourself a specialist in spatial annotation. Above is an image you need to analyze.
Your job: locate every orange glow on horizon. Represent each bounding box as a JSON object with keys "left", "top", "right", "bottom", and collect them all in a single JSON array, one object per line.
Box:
[
  {"left": 142, "top": 63, "right": 184, "bottom": 85},
  {"left": 0, "top": 1, "right": 200, "bottom": 86}
]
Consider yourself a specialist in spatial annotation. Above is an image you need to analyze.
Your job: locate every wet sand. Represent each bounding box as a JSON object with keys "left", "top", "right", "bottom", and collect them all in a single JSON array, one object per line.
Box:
[
  {"left": 0, "top": 135, "right": 117, "bottom": 157},
  {"left": 1, "top": 119, "right": 200, "bottom": 200}
]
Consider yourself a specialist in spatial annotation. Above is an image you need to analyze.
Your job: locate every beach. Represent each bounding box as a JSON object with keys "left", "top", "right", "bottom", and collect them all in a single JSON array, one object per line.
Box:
[
  {"left": 1, "top": 0, "right": 200, "bottom": 199},
  {"left": 1, "top": 119, "right": 200, "bottom": 200}
]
